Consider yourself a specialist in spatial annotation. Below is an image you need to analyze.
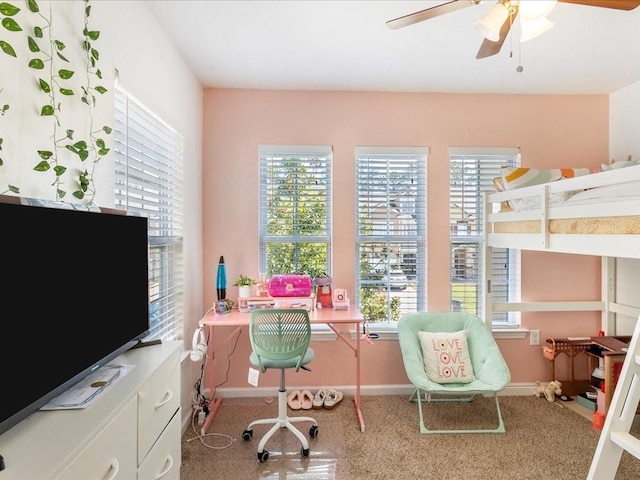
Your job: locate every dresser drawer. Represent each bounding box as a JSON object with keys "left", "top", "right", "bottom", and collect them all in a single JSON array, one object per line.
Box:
[
  {"left": 137, "top": 408, "right": 181, "bottom": 480},
  {"left": 56, "top": 396, "right": 137, "bottom": 480},
  {"left": 137, "top": 350, "right": 180, "bottom": 463}
]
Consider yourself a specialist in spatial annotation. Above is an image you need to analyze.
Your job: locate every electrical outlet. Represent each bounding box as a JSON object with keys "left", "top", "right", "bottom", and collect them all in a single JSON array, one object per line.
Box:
[{"left": 530, "top": 329, "right": 540, "bottom": 346}]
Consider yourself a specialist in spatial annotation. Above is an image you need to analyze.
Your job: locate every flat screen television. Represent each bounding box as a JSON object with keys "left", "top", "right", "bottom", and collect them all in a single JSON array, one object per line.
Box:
[{"left": 0, "top": 198, "right": 151, "bottom": 438}]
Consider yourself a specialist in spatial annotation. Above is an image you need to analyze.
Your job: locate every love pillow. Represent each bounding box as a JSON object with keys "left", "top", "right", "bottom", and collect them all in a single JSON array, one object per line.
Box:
[{"left": 418, "top": 330, "right": 475, "bottom": 383}]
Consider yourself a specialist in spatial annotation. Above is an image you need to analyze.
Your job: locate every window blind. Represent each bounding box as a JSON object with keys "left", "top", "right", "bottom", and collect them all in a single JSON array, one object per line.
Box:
[
  {"left": 448, "top": 147, "right": 520, "bottom": 327},
  {"left": 114, "top": 85, "right": 184, "bottom": 341},
  {"left": 355, "top": 147, "right": 427, "bottom": 326},
  {"left": 258, "top": 145, "right": 332, "bottom": 277}
]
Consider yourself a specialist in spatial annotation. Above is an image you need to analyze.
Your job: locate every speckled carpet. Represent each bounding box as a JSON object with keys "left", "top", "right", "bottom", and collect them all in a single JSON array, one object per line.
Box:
[{"left": 180, "top": 394, "right": 640, "bottom": 480}]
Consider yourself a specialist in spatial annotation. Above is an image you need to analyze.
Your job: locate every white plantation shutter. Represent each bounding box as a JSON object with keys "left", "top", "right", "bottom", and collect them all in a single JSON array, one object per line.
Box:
[
  {"left": 355, "top": 146, "right": 427, "bottom": 326},
  {"left": 448, "top": 147, "right": 520, "bottom": 327},
  {"left": 114, "top": 85, "right": 184, "bottom": 341}
]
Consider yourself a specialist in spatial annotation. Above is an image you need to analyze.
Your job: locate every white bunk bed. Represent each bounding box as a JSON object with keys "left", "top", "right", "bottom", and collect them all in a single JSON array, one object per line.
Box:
[{"left": 483, "top": 164, "right": 640, "bottom": 335}]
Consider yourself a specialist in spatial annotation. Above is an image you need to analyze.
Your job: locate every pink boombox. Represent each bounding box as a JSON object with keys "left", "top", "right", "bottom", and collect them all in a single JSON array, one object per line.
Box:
[{"left": 267, "top": 274, "right": 313, "bottom": 297}]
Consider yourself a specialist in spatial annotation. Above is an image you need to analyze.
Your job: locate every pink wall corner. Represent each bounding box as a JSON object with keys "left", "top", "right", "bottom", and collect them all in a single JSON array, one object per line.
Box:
[{"left": 202, "top": 88, "right": 609, "bottom": 391}]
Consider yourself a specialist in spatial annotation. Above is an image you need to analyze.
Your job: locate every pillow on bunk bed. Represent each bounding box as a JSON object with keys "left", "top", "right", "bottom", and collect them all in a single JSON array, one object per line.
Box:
[
  {"left": 500, "top": 166, "right": 590, "bottom": 190},
  {"left": 418, "top": 330, "right": 475, "bottom": 384},
  {"left": 601, "top": 157, "right": 640, "bottom": 171}
]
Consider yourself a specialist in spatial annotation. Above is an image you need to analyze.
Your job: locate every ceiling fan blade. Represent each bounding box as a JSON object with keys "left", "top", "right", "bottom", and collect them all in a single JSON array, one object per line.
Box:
[
  {"left": 475, "top": 3, "right": 518, "bottom": 59},
  {"left": 476, "top": 5, "right": 518, "bottom": 59},
  {"left": 558, "top": 0, "right": 640, "bottom": 9},
  {"left": 386, "top": 0, "right": 475, "bottom": 30}
]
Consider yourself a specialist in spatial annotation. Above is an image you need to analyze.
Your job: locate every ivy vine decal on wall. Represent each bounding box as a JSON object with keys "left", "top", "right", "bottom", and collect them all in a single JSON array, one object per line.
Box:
[{"left": 0, "top": 0, "right": 110, "bottom": 201}]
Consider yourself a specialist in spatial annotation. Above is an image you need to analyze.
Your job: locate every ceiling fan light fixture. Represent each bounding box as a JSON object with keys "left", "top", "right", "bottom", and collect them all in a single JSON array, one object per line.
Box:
[
  {"left": 520, "top": 15, "right": 554, "bottom": 42},
  {"left": 473, "top": 2, "right": 510, "bottom": 42}
]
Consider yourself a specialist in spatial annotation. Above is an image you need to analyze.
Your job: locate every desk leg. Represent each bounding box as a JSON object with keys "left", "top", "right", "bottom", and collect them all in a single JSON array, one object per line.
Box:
[
  {"left": 327, "top": 322, "right": 365, "bottom": 432},
  {"left": 200, "top": 325, "right": 243, "bottom": 436},
  {"left": 354, "top": 322, "right": 364, "bottom": 432}
]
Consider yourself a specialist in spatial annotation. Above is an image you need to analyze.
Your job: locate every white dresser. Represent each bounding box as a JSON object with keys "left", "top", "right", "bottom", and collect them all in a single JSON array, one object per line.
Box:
[{"left": 0, "top": 340, "right": 181, "bottom": 480}]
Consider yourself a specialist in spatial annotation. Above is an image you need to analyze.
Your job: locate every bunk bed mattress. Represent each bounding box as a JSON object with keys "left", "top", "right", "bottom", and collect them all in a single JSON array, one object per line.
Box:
[
  {"left": 491, "top": 179, "right": 640, "bottom": 234},
  {"left": 492, "top": 216, "right": 640, "bottom": 234}
]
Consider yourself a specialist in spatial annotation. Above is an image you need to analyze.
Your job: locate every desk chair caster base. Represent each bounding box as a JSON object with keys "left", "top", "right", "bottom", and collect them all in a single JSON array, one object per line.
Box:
[{"left": 242, "top": 426, "right": 318, "bottom": 462}]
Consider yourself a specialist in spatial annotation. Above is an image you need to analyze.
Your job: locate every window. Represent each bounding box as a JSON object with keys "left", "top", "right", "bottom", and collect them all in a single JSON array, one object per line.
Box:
[
  {"left": 258, "top": 145, "right": 332, "bottom": 278},
  {"left": 114, "top": 84, "right": 184, "bottom": 341},
  {"left": 355, "top": 147, "right": 427, "bottom": 328},
  {"left": 448, "top": 147, "right": 520, "bottom": 328}
]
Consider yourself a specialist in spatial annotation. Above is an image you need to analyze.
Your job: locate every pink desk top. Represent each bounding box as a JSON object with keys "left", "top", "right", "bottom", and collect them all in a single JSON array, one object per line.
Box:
[{"left": 201, "top": 307, "right": 364, "bottom": 327}]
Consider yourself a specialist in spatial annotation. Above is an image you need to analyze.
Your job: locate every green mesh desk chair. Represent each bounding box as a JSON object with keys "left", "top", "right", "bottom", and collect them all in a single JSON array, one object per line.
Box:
[
  {"left": 398, "top": 311, "right": 511, "bottom": 434},
  {"left": 241, "top": 309, "right": 318, "bottom": 462}
]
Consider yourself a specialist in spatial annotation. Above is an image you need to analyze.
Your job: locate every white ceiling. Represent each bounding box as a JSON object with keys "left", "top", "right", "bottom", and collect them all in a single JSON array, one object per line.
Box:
[{"left": 144, "top": 0, "right": 640, "bottom": 95}]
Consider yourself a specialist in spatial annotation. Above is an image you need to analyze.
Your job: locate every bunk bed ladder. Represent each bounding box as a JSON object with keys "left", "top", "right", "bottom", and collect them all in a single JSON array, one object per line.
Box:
[{"left": 588, "top": 314, "right": 640, "bottom": 479}]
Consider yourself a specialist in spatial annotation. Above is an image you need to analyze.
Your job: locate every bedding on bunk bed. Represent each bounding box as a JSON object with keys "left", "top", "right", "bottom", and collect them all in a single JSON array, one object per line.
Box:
[{"left": 488, "top": 162, "right": 640, "bottom": 235}]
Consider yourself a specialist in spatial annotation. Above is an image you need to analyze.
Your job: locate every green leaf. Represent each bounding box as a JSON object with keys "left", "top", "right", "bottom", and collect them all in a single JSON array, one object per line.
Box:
[
  {"left": 87, "top": 30, "right": 99, "bottom": 41},
  {"left": 95, "top": 85, "right": 107, "bottom": 94},
  {"left": 72, "top": 190, "right": 84, "bottom": 200},
  {"left": 81, "top": 96, "right": 89, "bottom": 106},
  {"left": 0, "top": 40, "right": 16, "bottom": 57},
  {"left": 96, "top": 68, "right": 102, "bottom": 79},
  {"left": 65, "top": 144, "right": 78, "bottom": 153},
  {"left": 59, "top": 88, "right": 74, "bottom": 96},
  {"left": 1, "top": 17, "right": 21, "bottom": 31},
  {"left": 27, "top": 36, "right": 39, "bottom": 52},
  {"left": 53, "top": 165, "right": 66, "bottom": 176},
  {"left": 37, "top": 150, "right": 52, "bottom": 159},
  {"left": 54, "top": 40, "right": 65, "bottom": 51},
  {"left": 56, "top": 51, "right": 69, "bottom": 62},
  {"left": 9, "top": 184, "right": 19, "bottom": 194},
  {"left": 57, "top": 189, "right": 66, "bottom": 198},
  {"left": 85, "top": 4, "right": 91, "bottom": 16},
  {"left": 103, "top": 126, "right": 112, "bottom": 134},
  {"left": 78, "top": 149, "right": 88, "bottom": 161},
  {"left": 34, "top": 26, "right": 42, "bottom": 38},
  {"left": 96, "top": 138, "right": 105, "bottom": 148},
  {"left": 27, "top": 0, "right": 38, "bottom": 13},
  {"left": 1, "top": 104, "right": 8, "bottom": 113},
  {"left": 73, "top": 140, "right": 87, "bottom": 150},
  {"left": 38, "top": 78, "right": 50, "bottom": 93},
  {"left": 66, "top": 129, "right": 74, "bottom": 139},
  {"left": 28, "top": 58, "right": 44, "bottom": 69},
  {"left": 98, "top": 147, "right": 110, "bottom": 156},
  {"left": 40, "top": 104, "right": 53, "bottom": 116},
  {"left": 33, "top": 160, "right": 50, "bottom": 171},
  {"left": 0, "top": 158, "right": 2, "bottom": 165},
  {"left": 0, "top": 2, "right": 21, "bottom": 15},
  {"left": 58, "top": 69, "right": 73, "bottom": 79},
  {"left": 91, "top": 48, "right": 98, "bottom": 60}
]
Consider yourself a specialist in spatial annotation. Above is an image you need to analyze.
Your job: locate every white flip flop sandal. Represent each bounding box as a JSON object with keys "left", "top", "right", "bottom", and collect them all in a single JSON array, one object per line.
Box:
[
  {"left": 323, "top": 389, "right": 344, "bottom": 409},
  {"left": 312, "top": 389, "right": 328, "bottom": 409}
]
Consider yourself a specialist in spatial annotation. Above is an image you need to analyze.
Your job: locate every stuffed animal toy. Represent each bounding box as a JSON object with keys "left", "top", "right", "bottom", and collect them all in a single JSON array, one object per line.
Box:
[{"left": 534, "top": 380, "right": 563, "bottom": 402}]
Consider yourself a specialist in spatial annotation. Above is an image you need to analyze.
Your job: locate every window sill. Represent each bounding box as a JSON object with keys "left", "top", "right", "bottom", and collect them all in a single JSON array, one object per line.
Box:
[{"left": 345, "top": 326, "right": 528, "bottom": 341}]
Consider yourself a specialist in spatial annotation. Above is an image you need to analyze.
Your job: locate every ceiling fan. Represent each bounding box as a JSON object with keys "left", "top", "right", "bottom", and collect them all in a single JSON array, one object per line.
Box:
[{"left": 386, "top": 0, "right": 640, "bottom": 60}]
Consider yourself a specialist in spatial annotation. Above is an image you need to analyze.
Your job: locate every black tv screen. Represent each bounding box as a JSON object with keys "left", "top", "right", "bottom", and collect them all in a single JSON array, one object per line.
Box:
[{"left": 0, "top": 199, "right": 150, "bottom": 437}]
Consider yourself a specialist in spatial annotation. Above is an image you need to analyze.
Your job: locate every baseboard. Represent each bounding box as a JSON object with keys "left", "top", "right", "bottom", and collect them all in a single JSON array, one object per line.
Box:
[{"left": 213, "top": 382, "right": 538, "bottom": 398}]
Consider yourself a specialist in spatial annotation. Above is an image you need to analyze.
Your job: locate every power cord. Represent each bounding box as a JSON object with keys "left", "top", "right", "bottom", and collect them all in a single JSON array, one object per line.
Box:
[{"left": 185, "top": 406, "right": 234, "bottom": 450}]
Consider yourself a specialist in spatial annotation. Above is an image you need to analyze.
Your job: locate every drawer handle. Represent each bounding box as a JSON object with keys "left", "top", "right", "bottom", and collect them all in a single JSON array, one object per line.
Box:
[
  {"left": 106, "top": 458, "right": 120, "bottom": 480},
  {"left": 155, "top": 455, "right": 174, "bottom": 479},
  {"left": 155, "top": 389, "right": 174, "bottom": 409}
]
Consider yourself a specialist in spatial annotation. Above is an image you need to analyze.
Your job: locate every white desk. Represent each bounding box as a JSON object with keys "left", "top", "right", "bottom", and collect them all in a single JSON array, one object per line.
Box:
[{"left": 200, "top": 307, "right": 365, "bottom": 433}]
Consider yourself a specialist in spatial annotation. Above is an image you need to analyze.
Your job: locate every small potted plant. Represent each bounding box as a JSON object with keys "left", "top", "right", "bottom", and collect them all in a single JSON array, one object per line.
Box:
[{"left": 234, "top": 274, "right": 256, "bottom": 298}]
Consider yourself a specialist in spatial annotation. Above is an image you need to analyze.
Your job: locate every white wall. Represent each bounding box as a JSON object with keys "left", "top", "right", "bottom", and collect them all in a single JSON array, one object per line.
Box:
[
  {"left": 0, "top": 1, "right": 203, "bottom": 430},
  {"left": 610, "top": 80, "right": 640, "bottom": 162},
  {"left": 609, "top": 80, "right": 640, "bottom": 335}
]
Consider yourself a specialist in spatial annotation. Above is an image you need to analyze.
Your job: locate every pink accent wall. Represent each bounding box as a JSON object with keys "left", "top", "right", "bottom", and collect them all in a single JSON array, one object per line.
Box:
[{"left": 203, "top": 89, "right": 607, "bottom": 389}]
